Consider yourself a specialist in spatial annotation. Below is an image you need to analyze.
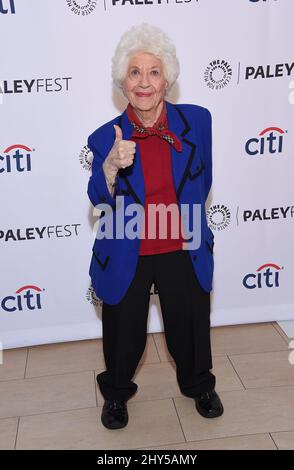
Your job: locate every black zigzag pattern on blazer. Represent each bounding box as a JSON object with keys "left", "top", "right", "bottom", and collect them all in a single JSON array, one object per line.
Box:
[
  {"left": 92, "top": 249, "right": 110, "bottom": 271},
  {"left": 174, "top": 105, "right": 205, "bottom": 200}
]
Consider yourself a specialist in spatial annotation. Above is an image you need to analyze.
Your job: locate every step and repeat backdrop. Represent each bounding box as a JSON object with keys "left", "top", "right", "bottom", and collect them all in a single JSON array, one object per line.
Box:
[{"left": 1, "top": 0, "right": 294, "bottom": 348}]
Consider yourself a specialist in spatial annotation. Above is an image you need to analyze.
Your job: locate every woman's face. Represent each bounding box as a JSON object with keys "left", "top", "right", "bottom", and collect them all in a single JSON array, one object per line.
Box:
[{"left": 122, "top": 52, "right": 168, "bottom": 113}]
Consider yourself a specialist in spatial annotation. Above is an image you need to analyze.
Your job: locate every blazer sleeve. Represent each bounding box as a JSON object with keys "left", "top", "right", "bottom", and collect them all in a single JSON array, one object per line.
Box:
[
  {"left": 203, "top": 108, "right": 212, "bottom": 201},
  {"left": 87, "top": 133, "right": 116, "bottom": 208}
]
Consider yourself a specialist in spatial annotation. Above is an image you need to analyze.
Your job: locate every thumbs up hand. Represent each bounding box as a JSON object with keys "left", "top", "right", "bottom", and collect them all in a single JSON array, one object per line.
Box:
[
  {"left": 104, "top": 125, "right": 136, "bottom": 173},
  {"left": 113, "top": 124, "right": 123, "bottom": 143},
  {"left": 102, "top": 125, "right": 136, "bottom": 193}
]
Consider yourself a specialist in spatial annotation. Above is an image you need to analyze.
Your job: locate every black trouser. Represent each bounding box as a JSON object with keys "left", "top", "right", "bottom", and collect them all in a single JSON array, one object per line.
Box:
[{"left": 97, "top": 249, "right": 215, "bottom": 401}]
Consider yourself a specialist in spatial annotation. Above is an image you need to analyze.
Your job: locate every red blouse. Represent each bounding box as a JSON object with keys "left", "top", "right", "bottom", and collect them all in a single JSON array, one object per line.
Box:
[{"left": 126, "top": 101, "right": 184, "bottom": 255}]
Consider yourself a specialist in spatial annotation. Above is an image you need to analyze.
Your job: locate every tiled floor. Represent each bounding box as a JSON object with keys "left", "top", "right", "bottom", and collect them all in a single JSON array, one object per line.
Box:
[{"left": 0, "top": 322, "right": 294, "bottom": 450}]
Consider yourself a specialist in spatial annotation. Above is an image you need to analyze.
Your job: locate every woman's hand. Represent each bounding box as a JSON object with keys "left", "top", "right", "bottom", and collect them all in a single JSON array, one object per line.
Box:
[
  {"left": 102, "top": 125, "right": 136, "bottom": 195},
  {"left": 103, "top": 125, "right": 136, "bottom": 175}
]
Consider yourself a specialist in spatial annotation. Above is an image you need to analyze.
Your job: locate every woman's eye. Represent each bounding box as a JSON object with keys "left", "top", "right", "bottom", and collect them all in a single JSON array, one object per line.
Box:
[
  {"left": 151, "top": 70, "right": 159, "bottom": 76},
  {"left": 130, "top": 69, "right": 139, "bottom": 76}
]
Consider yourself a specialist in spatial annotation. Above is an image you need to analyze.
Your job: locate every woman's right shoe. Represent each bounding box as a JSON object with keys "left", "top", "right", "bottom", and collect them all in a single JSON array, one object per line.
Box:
[
  {"left": 101, "top": 399, "right": 128, "bottom": 429},
  {"left": 194, "top": 389, "right": 224, "bottom": 418}
]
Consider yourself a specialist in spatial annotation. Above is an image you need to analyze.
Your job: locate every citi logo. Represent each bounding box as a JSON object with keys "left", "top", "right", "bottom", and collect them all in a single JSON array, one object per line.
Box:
[
  {"left": 243, "top": 263, "right": 283, "bottom": 289},
  {"left": 1, "top": 285, "right": 44, "bottom": 312},
  {"left": 0, "top": 144, "right": 33, "bottom": 174},
  {"left": 0, "top": 0, "right": 15, "bottom": 14},
  {"left": 245, "top": 127, "right": 286, "bottom": 156}
]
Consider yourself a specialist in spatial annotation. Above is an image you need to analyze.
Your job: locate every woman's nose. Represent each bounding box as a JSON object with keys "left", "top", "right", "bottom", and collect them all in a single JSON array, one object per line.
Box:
[{"left": 139, "top": 71, "right": 150, "bottom": 87}]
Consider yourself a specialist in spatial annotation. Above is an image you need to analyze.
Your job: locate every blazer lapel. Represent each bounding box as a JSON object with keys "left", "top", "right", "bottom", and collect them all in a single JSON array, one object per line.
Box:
[
  {"left": 117, "top": 111, "right": 145, "bottom": 206},
  {"left": 166, "top": 101, "right": 196, "bottom": 201},
  {"left": 117, "top": 101, "right": 200, "bottom": 205}
]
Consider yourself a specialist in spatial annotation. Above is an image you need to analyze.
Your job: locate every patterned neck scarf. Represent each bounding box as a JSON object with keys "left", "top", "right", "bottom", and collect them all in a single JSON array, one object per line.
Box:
[{"left": 126, "top": 101, "right": 182, "bottom": 152}]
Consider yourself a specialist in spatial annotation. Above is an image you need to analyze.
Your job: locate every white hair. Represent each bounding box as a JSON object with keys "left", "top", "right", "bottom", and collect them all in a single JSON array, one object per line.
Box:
[{"left": 112, "top": 23, "right": 180, "bottom": 95}]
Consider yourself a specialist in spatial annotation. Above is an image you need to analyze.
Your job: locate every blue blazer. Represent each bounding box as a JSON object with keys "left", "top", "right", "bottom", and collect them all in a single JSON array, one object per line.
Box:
[{"left": 87, "top": 101, "right": 214, "bottom": 305}]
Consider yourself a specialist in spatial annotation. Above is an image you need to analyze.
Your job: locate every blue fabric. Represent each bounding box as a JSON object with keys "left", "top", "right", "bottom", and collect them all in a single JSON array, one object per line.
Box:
[{"left": 87, "top": 101, "right": 214, "bottom": 305}]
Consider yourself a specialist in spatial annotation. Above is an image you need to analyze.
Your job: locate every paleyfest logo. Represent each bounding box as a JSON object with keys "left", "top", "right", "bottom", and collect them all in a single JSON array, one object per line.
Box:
[
  {"left": 242, "top": 205, "right": 294, "bottom": 223},
  {"left": 0, "top": 224, "right": 81, "bottom": 242},
  {"left": 110, "top": 0, "right": 199, "bottom": 6},
  {"left": 0, "top": 78, "right": 72, "bottom": 97},
  {"left": 245, "top": 61, "right": 294, "bottom": 81}
]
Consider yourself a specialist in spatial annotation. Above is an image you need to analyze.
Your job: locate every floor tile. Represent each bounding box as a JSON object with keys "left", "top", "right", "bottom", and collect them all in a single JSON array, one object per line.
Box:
[
  {"left": 271, "top": 430, "right": 294, "bottom": 450},
  {"left": 174, "top": 386, "right": 294, "bottom": 442},
  {"left": 0, "top": 371, "right": 96, "bottom": 418},
  {"left": 211, "top": 323, "right": 288, "bottom": 356},
  {"left": 26, "top": 335, "right": 159, "bottom": 379},
  {"left": 229, "top": 351, "right": 294, "bottom": 389},
  {"left": 0, "top": 417, "right": 18, "bottom": 450},
  {"left": 142, "top": 433, "right": 276, "bottom": 450},
  {"left": 16, "top": 399, "right": 185, "bottom": 450},
  {"left": 0, "top": 348, "right": 27, "bottom": 381}
]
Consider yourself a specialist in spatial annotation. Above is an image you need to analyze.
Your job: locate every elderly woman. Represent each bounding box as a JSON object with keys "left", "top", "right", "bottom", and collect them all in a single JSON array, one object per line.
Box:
[{"left": 87, "top": 23, "right": 223, "bottom": 429}]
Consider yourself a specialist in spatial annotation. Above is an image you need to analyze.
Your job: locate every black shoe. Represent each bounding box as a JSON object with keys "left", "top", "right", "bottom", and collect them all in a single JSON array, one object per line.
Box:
[
  {"left": 194, "top": 389, "right": 224, "bottom": 418},
  {"left": 101, "top": 399, "right": 128, "bottom": 429}
]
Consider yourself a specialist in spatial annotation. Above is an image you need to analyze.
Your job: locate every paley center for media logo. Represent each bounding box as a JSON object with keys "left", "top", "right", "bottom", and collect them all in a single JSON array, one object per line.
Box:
[
  {"left": 86, "top": 285, "right": 102, "bottom": 307},
  {"left": 208, "top": 202, "right": 294, "bottom": 228},
  {"left": 0, "top": 0, "right": 15, "bottom": 14},
  {"left": 66, "top": 0, "right": 97, "bottom": 15},
  {"left": 205, "top": 60, "right": 294, "bottom": 90},
  {"left": 204, "top": 60, "right": 233, "bottom": 90},
  {"left": 245, "top": 126, "right": 287, "bottom": 157},
  {"left": 1, "top": 285, "right": 45, "bottom": 312},
  {"left": 68, "top": 0, "right": 199, "bottom": 14},
  {"left": 207, "top": 204, "right": 231, "bottom": 231},
  {"left": 243, "top": 263, "right": 283, "bottom": 289},
  {"left": 0, "top": 144, "right": 34, "bottom": 174},
  {"left": 80, "top": 144, "right": 93, "bottom": 171}
]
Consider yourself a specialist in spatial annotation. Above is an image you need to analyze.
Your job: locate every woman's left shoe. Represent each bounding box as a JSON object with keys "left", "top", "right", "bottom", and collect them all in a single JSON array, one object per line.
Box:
[
  {"left": 101, "top": 399, "right": 129, "bottom": 429},
  {"left": 194, "top": 390, "right": 224, "bottom": 418}
]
